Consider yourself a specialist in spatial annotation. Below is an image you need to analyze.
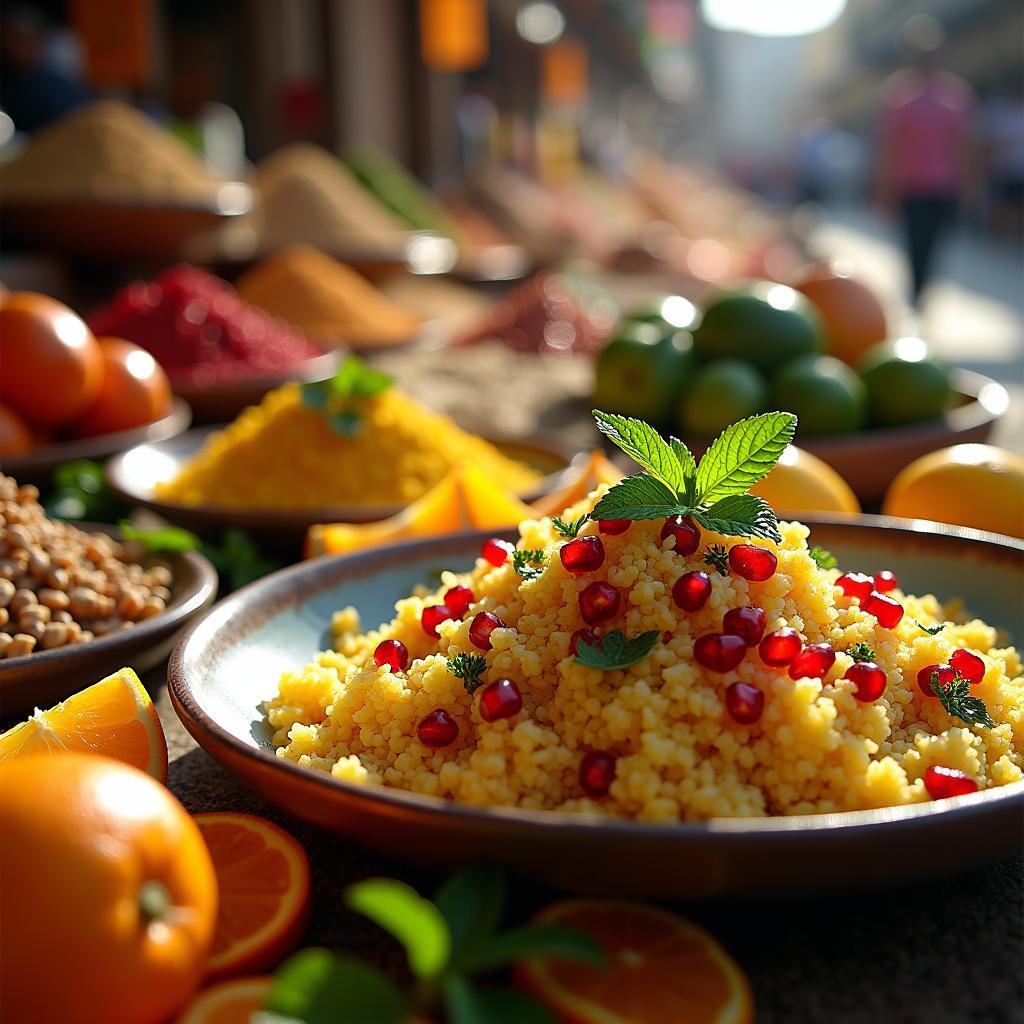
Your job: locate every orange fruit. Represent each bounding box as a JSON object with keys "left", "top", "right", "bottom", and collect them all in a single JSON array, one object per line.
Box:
[
  {"left": 0, "top": 753, "right": 217, "bottom": 1024},
  {"left": 0, "top": 291, "right": 102, "bottom": 426},
  {"left": 751, "top": 444, "right": 860, "bottom": 516},
  {"left": 72, "top": 337, "right": 173, "bottom": 437},
  {"left": 0, "top": 666, "right": 168, "bottom": 782},
  {"left": 794, "top": 263, "right": 888, "bottom": 366},
  {"left": 173, "top": 976, "right": 272, "bottom": 1024},
  {"left": 518, "top": 900, "right": 753, "bottom": 1024},
  {"left": 0, "top": 401, "right": 34, "bottom": 457},
  {"left": 194, "top": 812, "right": 312, "bottom": 978}
]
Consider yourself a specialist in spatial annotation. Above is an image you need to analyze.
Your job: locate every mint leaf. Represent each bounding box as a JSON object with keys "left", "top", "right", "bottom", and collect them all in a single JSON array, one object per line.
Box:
[
  {"left": 930, "top": 672, "right": 994, "bottom": 729},
  {"left": 670, "top": 437, "right": 697, "bottom": 498},
  {"left": 809, "top": 546, "right": 838, "bottom": 570},
  {"left": 301, "top": 382, "right": 329, "bottom": 410},
  {"left": 575, "top": 629, "right": 660, "bottom": 671},
  {"left": 444, "top": 976, "right": 490, "bottom": 1024},
  {"left": 448, "top": 653, "right": 488, "bottom": 693},
  {"left": 593, "top": 410, "right": 689, "bottom": 494},
  {"left": 458, "top": 924, "right": 604, "bottom": 974},
  {"left": 345, "top": 878, "right": 451, "bottom": 980},
  {"left": 435, "top": 866, "right": 506, "bottom": 965},
  {"left": 470, "top": 989, "right": 560, "bottom": 1024},
  {"left": 118, "top": 520, "right": 199, "bottom": 553},
  {"left": 328, "top": 409, "right": 363, "bottom": 437},
  {"left": 916, "top": 620, "right": 946, "bottom": 636},
  {"left": 694, "top": 412, "right": 797, "bottom": 504},
  {"left": 329, "top": 355, "right": 394, "bottom": 398},
  {"left": 692, "top": 494, "right": 781, "bottom": 543},
  {"left": 591, "top": 474, "right": 686, "bottom": 521}
]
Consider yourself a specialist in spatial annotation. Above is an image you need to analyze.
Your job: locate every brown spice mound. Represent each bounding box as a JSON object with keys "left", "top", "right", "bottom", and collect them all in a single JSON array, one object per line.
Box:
[
  {"left": 0, "top": 101, "right": 223, "bottom": 203},
  {"left": 235, "top": 245, "right": 421, "bottom": 348}
]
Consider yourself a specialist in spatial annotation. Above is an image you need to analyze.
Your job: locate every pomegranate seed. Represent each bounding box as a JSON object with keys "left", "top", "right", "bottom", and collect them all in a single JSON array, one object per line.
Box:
[
  {"left": 845, "top": 661, "right": 887, "bottom": 702},
  {"left": 836, "top": 572, "right": 873, "bottom": 601},
  {"left": 660, "top": 517, "right": 701, "bottom": 555},
  {"left": 478, "top": 678, "right": 523, "bottom": 722},
  {"left": 759, "top": 628, "right": 802, "bottom": 667},
  {"left": 373, "top": 639, "right": 409, "bottom": 672},
  {"left": 578, "top": 581, "right": 621, "bottom": 625},
  {"left": 918, "top": 663, "right": 956, "bottom": 697},
  {"left": 723, "top": 606, "right": 766, "bottom": 646},
  {"left": 725, "top": 682, "right": 764, "bottom": 724},
  {"left": 481, "top": 537, "right": 514, "bottom": 566},
  {"left": 598, "top": 519, "right": 631, "bottom": 535},
  {"left": 569, "top": 627, "right": 601, "bottom": 655},
  {"left": 559, "top": 535, "right": 605, "bottom": 575},
  {"left": 729, "top": 544, "right": 777, "bottom": 582},
  {"left": 924, "top": 765, "right": 978, "bottom": 800},
  {"left": 863, "top": 591, "right": 904, "bottom": 628},
  {"left": 444, "top": 585, "right": 475, "bottom": 618},
  {"left": 672, "top": 570, "right": 711, "bottom": 612},
  {"left": 788, "top": 642, "right": 836, "bottom": 680},
  {"left": 417, "top": 709, "right": 459, "bottom": 748},
  {"left": 579, "top": 750, "right": 616, "bottom": 797},
  {"left": 950, "top": 649, "right": 985, "bottom": 685},
  {"left": 694, "top": 633, "right": 747, "bottom": 672},
  {"left": 874, "top": 570, "right": 899, "bottom": 593},
  {"left": 469, "top": 611, "right": 505, "bottom": 651},
  {"left": 421, "top": 604, "right": 453, "bottom": 638}
]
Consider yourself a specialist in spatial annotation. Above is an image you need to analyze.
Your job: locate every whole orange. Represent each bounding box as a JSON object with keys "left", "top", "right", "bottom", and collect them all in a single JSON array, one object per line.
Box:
[
  {"left": 0, "top": 292, "right": 103, "bottom": 426},
  {"left": 0, "top": 753, "right": 218, "bottom": 1024},
  {"left": 0, "top": 401, "right": 34, "bottom": 457},
  {"left": 72, "top": 337, "right": 173, "bottom": 437},
  {"left": 794, "top": 264, "right": 888, "bottom": 366}
]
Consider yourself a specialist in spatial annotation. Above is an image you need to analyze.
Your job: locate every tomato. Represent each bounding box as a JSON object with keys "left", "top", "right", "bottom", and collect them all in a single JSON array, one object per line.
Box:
[
  {"left": 72, "top": 338, "right": 172, "bottom": 438},
  {"left": 0, "top": 292, "right": 102, "bottom": 427},
  {"left": 0, "top": 402, "right": 34, "bottom": 457}
]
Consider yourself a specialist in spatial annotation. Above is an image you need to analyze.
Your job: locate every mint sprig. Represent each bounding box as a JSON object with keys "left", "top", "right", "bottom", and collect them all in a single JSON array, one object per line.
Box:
[
  {"left": 301, "top": 354, "right": 393, "bottom": 437},
  {"left": 930, "top": 671, "right": 994, "bottom": 729},
  {"left": 592, "top": 410, "right": 796, "bottom": 542},
  {"left": 574, "top": 629, "right": 660, "bottom": 671}
]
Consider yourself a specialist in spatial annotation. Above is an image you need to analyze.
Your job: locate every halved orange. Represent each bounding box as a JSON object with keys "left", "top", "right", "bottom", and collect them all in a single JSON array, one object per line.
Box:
[
  {"left": 194, "top": 813, "right": 312, "bottom": 979},
  {"left": 518, "top": 900, "right": 754, "bottom": 1024},
  {"left": 172, "top": 976, "right": 271, "bottom": 1024},
  {"left": 0, "top": 667, "right": 167, "bottom": 782}
]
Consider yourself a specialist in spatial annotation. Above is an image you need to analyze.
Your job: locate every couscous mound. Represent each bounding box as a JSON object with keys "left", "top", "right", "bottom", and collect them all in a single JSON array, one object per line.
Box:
[{"left": 267, "top": 488, "right": 1024, "bottom": 819}]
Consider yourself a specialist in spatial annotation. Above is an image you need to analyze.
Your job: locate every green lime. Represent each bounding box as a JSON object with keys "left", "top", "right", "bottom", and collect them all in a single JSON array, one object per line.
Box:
[
  {"left": 771, "top": 355, "right": 867, "bottom": 435},
  {"left": 857, "top": 338, "right": 952, "bottom": 426},
  {"left": 677, "top": 359, "right": 767, "bottom": 437},
  {"left": 693, "top": 282, "right": 824, "bottom": 369},
  {"left": 623, "top": 295, "right": 700, "bottom": 337},
  {"left": 593, "top": 323, "right": 696, "bottom": 423}
]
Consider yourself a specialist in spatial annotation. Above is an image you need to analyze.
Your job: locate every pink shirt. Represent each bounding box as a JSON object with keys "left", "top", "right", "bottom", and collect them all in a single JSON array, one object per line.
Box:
[{"left": 881, "top": 70, "right": 973, "bottom": 196}]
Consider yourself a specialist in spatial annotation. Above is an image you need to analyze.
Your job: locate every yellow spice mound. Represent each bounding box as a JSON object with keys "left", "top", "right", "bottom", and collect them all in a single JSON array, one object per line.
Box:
[
  {"left": 155, "top": 383, "right": 540, "bottom": 509},
  {"left": 268, "top": 490, "right": 1024, "bottom": 819}
]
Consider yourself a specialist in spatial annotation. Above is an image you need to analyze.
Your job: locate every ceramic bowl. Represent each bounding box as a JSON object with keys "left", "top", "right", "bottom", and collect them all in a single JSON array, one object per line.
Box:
[
  {"left": 1, "top": 523, "right": 218, "bottom": 719},
  {"left": 169, "top": 517, "right": 1024, "bottom": 898}
]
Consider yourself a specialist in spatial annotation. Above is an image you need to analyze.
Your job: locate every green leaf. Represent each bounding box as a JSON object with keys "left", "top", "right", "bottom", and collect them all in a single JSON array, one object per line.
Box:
[
  {"left": 693, "top": 412, "right": 797, "bottom": 504},
  {"left": 118, "top": 520, "right": 200, "bottom": 554},
  {"left": 203, "top": 528, "right": 282, "bottom": 591},
  {"left": 301, "top": 382, "right": 329, "bottom": 410},
  {"left": 552, "top": 514, "right": 591, "bottom": 539},
  {"left": 330, "top": 355, "right": 393, "bottom": 398},
  {"left": 930, "top": 673, "right": 994, "bottom": 729},
  {"left": 458, "top": 924, "right": 604, "bottom": 974},
  {"left": 591, "top": 474, "right": 686, "bottom": 522},
  {"left": 328, "top": 409, "right": 364, "bottom": 437},
  {"left": 471, "top": 989, "right": 561, "bottom": 1024},
  {"left": 512, "top": 549, "right": 546, "bottom": 581},
  {"left": 265, "top": 948, "right": 408, "bottom": 1024},
  {"left": 435, "top": 865, "right": 506, "bottom": 963},
  {"left": 916, "top": 620, "right": 946, "bottom": 636},
  {"left": 692, "top": 494, "right": 781, "bottom": 543},
  {"left": 448, "top": 653, "right": 488, "bottom": 694},
  {"left": 574, "top": 629, "right": 660, "bottom": 671},
  {"left": 593, "top": 410, "right": 689, "bottom": 494},
  {"left": 846, "top": 643, "right": 876, "bottom": 663},
  {"left": 809, "top": 546, "right": 838, "bottom": 570},
  {"left": 704, "top": 544, "right": 730, "bottom": 576},
  {"left": 345, "top": 878, "right": 451, "bottom": 980},
  {"left": 443, "top": 975, "right": 489, "bottom": 1024},
  {"left": 54, "top": 459, "right": 106, "bottom": 493},
  {"left": 670, "top": 438, "right": 698, "bottom": 503}
]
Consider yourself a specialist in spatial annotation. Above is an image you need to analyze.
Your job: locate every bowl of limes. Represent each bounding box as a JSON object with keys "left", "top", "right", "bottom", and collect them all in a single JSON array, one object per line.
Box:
[{"left": 592, "top": 271, "right": 1008, "bottom": 504}]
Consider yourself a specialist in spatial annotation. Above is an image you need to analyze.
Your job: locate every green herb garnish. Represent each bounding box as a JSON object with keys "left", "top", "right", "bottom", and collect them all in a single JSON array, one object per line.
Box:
[
  {"left": 846, "top": 643, "right": 876, "bottom": 663},
  {"left": 552, "top": 513, "right": 591, "bottom": 539},
  {"left": 574, "top": 629, "right": 660, "bottom": 671},
  {"left": 202, "top": 527, "right": 283, "bottom": 591},
  {"left": 916, "top": 620, "right": 947, "bottom": 636},
  {"left": 809, "top": 546, "right": 838, "bottom": 570},
  {"left": 45, "top": 459, "right": 127, "bottom": 522},
  {"left": 301, "top": 354, "right": 393, "bottom": 437},
  {"left": 448, "top": 653, "right": 488, "bottom": 694},
  {"left": 930, "top": 671, "right": 994, "bottom": 729},
  {"left": 118, "top": 521, "right": 200, "bottom": 554},
  {"left": 592, "top": 409, "right": 796, "bottom": 542},
  {"left": 704, "top": 544, "right": 730, "bottom": 576},
  {"left": 512, "top": 549, "right": 546, "bottom": 581}
]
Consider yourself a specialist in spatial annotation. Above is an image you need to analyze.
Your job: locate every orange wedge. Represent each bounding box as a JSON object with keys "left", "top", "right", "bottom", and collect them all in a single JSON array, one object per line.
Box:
[
  {"left": 172, "top": 976, "right": 271, "bottom": 1024},
  {"left": 518, "top": 900, "right": 754, "bottom": 1024},
  {"left": 0, "top": 667, "right": 167, "bottom": 782},
  {"left": 194, "top": 813, "right": 312, "bottom": 979}
]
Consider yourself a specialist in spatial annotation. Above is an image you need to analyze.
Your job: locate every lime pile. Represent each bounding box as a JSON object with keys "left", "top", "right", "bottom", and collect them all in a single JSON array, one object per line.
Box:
[{"left": 593, "top": 272, "right": 953, "bottom": 438}]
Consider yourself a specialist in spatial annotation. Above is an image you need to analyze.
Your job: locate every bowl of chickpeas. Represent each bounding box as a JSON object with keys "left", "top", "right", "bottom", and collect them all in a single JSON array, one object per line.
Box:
[{"left": 0, "top": 476, "right": 218, "bottom": 717}]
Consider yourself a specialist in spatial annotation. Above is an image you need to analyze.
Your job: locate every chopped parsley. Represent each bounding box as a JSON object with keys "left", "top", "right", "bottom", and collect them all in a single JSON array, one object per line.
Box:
[
  {"left": 846, "top": 643, "right": 876, "bottom": 663},
  {"left": 447, "top": 653, "right": 488, "bottom": 694},
  {"left": 704, "top": 544, "right": 730, "bottom": 576},
  {"left": 930, "top": 671, "right": 994, "bottom": 729},
  {"left": 809, "top": 546, "right": 838, "bottom": 570},
  {"left": 915, "top": 620, "right": 947, "bottom": 636},
  {"left": 512, "top": 549, "right": 546, "bottom": 581},
  {"left": 552, "top": 514, "right": 591, "bottom": 539}
]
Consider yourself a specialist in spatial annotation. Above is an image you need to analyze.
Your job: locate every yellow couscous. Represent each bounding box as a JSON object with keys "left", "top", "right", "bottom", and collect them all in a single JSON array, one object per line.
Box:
[
  {"left": 267, "top": 487, "right": 1024, "bottom": 819},
  {"left": 156, "top": 383, "right": 540, "bottom": 509}
]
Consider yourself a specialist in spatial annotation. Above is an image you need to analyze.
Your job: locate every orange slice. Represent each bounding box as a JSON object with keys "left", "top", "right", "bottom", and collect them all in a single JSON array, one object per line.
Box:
[
  {"left": 194, "top": 813, "right": 311, "bottom": 979},
  {"left": 0, "top": 667, "right": 167, "bottom": 782},
  {"left": 518, "top": 900, "right": 754, "bottom": 1024},
  {"left": 172, "top": 976, "right": 271, "bottom": 1024}
]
